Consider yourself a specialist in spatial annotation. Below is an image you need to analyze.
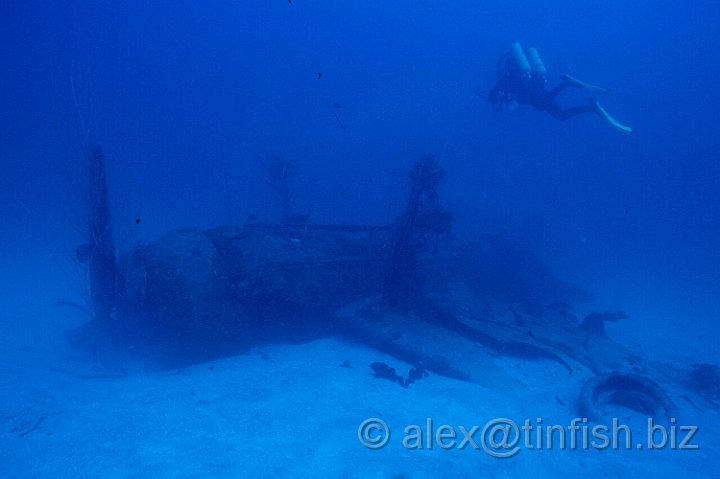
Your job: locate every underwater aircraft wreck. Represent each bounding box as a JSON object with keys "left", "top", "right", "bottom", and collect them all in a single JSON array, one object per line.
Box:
[{"left": 71, "top": 146, "right": 719, "bottom": 422}]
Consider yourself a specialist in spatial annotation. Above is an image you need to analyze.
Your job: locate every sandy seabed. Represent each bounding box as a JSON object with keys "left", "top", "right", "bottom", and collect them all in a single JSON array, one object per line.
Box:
[{"left": 1, "top": 262, "right": 717, "bottom": 478}]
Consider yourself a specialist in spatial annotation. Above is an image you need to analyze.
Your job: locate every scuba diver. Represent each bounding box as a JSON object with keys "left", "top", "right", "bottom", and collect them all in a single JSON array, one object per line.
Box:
[{"left": 488, "top": 43, "right": 632, "bottom": 133}]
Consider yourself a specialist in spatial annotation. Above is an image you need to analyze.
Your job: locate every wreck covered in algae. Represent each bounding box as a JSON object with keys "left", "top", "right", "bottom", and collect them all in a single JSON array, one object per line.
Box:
[{"left": 71, "top": 146, "right": 719, "bottom": 421}]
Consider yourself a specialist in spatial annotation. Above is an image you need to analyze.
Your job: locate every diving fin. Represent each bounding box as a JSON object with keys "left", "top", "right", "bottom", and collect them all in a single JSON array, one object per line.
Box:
[
  {"left": 592, "top": 100, "right": 633, "bottom": 133},
  {"left": 562, "top": 74, "right": 610, "bottom": 93}
]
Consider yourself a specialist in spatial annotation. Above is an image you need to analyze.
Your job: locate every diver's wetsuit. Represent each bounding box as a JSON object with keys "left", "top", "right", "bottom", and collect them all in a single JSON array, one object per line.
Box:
[{"left": 488, "top": 52, "right": 594, "bottom": 121}]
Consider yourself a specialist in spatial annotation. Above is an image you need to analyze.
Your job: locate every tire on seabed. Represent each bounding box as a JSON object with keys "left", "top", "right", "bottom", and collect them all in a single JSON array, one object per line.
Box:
[{"left": 578, "top": 372, "right": 677, "bottom": 421}]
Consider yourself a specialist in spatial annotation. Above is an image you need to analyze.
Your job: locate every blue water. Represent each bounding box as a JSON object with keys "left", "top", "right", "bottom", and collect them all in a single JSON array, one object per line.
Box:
[{"left": 1, "top": 1, "right": 718, "bottom": 477}]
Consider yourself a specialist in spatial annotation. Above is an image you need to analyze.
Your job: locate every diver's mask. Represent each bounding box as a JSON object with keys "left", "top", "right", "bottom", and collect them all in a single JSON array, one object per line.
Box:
[{"left": 500, "top": 91, "right": 519, "bottom": 112}]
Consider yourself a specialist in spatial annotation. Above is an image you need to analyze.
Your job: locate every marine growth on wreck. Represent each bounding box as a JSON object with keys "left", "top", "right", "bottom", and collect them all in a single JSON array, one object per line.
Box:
[{"left": 70, "top": 146, "right": 718, "bottom": 424}]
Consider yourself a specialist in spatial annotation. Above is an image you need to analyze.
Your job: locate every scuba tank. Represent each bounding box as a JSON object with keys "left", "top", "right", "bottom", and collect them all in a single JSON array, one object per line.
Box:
[
  {"left": 527, "top": 47, "right": 547, "bottom": 78},
  {"left": 511, "top": 42, "right": 531, "bottom": 77}
]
